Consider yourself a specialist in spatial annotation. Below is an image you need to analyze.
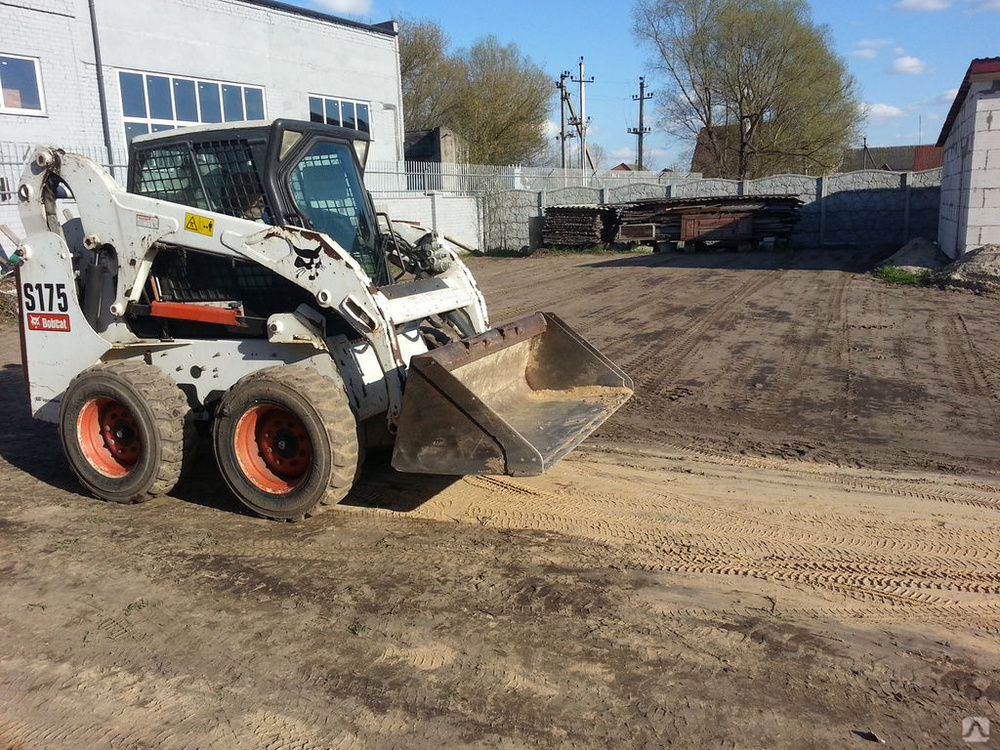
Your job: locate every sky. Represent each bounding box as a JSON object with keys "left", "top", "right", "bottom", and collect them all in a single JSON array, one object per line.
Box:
[{"left": 291, "top": 0, "right": 1000, "bottom": 170}]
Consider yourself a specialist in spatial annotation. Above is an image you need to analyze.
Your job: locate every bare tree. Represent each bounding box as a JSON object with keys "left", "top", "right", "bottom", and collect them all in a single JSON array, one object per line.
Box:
[
  {"left": 398, "top": 18, "right": 464, "bottom": 131},
  {"left": 451, "top": 37, "right": 552, "bottom": 165},
  {"left": 633, "top": 0, "right": 862, "bottom": 178}
]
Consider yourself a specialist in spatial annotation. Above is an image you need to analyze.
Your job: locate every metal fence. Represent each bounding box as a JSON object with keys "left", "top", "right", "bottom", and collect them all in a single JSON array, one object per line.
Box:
[
  {"left": 364, "top": 158, "right": 698, "bottom": 197},
  {"left": 1, "top": 140, "right": 694, "bottom": 204},
  {"left": 1, "top": 142, "right": 129, "bottom": 201}
]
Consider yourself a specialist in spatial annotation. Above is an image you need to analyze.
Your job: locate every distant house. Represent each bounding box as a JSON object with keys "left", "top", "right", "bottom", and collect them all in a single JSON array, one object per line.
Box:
[
  {"left": 611, "top": 162, "right": 642, "bottom": 172},
  {"left": 937, "top": 57, "right": 1000, "bottom": 258},
  {"left": 839, "top": 144, "right": 943, "bottom": 173}
]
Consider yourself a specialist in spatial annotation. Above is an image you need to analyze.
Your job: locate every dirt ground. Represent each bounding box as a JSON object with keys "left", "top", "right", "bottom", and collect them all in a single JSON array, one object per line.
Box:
[{"left": 2, "top": 246, "right": 1000, "bottom": 749}]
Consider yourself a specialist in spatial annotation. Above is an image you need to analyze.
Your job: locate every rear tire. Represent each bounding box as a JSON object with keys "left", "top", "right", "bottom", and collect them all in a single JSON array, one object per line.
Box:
[
  {"left": 213, "top": 366, "right": 358, "bottom": 521},
  {"left": 59, "top": 362, "right": 192, "bottom": 503}
]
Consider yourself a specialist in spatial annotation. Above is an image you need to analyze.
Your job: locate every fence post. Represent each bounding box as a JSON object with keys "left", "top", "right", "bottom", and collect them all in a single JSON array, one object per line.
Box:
[
  {"left": 817, "top": 175, "right": 827, "bottom": 247},
  {"left": 428, "top": 191, "right": 439, "bottom": 235},
  {"left": 902, "top": 171, "right": 911, "bottom": 244}
]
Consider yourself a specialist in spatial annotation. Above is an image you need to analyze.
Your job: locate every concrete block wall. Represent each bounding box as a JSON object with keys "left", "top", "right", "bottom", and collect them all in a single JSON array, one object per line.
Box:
[
  {"left": 967, "top": 91, "right": 1000, "bottom": 250},
  {"left": 376, "top": 193, "right": 481, "bottom": 251},
  {"left": 495, "top": 169, "right": 941, "bottom": 253},
  {"left": 939, "top": 83, "right": 1000, "bottom": 257}
]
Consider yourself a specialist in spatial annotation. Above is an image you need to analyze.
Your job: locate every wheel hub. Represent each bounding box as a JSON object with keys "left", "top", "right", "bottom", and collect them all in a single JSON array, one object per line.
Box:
[
  {"left": 78, "top": 397, "right": 142, "bottom": 477},
  {"left": 233, "top": 405, "right": 312, "bottom": 493}
]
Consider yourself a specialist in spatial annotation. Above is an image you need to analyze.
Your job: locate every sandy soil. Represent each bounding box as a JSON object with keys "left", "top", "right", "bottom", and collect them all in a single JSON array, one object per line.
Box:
[{"left": 2, "top": 247, "right": 1000, "bottom": 749}]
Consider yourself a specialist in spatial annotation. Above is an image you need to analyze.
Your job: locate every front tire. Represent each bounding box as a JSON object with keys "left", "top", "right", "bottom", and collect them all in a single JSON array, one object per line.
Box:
[
  {"left": 213, "top": 366, "right": 358, "bottom": 521},
  {"left": 59, "top": 362, "right": 192, "bottom": 503}
]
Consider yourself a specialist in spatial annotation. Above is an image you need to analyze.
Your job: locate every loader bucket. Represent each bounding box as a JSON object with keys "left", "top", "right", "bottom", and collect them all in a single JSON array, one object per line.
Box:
[{"left": 391, "top": 312, "right": 633, "bottom": 476}]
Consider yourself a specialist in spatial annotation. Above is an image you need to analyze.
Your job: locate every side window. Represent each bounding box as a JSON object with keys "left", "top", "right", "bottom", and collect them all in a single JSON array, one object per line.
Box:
[
  {"left": 133, "top": 146, "right": 209, "bottom": 210},
  {"left": 192, "top": 141, "right": 271, "bottom": 221},
  {"left": 0, "top": 54, "right": 44, "bottom": 114}
]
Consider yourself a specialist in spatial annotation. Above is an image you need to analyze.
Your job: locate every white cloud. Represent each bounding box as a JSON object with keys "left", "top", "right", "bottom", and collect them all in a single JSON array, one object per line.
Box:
[
  {"left": 918, "top": 88, "right": 960, "bottom": 106},
  {"left": 849, "top": 39, "right": 892, "bottom": 59},
  {"left": 313, "top": 0, "right": 372, "bottom": 15},
  {"left": 891, "top": 56, "right": 927, "bottom": 75},
  {"left": 965, "top": 0, "right": 1000, "bottom": 9},
  {"left": 863, "top": 103, "right": 907, "bottom": 120},
  {"left": 857, "top": 38, "right": 894, "bottom": 48},
  {"left": 894, "top": 0, "right": 952, "bottom": 9}
]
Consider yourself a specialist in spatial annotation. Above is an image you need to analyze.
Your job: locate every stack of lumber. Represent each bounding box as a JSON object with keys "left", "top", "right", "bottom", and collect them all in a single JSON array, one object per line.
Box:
[
  {"left": 542, "top": 206, "right": 619, "bottom": 247},
  {"left": 616, "top": 195, "right": 802, "bottom": 246}
]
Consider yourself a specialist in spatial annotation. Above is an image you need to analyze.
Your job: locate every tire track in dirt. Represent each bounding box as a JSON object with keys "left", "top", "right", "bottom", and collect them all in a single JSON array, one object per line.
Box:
[
  {"left": 610, "top": 437, "right": 1000, "bottom": 512},
  {"left": 753, "top": 265, "right": 853, "bottom": 425},
  {"left": 435, "top": 458, "right": 1000, "bottom": 613},
  {"left": 621, "top": 265, "right": 790, "bottom": 400},
  {"left": 955, "top": 311, "right": 1000, "bottom": 409}
]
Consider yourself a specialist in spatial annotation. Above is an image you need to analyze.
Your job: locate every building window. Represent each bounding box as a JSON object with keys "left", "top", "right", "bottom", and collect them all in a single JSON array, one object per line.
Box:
[
  {"left": 309, "top": 95, "right": 370, "bottom": 135},
  {"left": 119, "top": 70, "right": 265, "bottom": 141},
  {"left": 0, "top": 54, "right": 44, "bottom": 114}
]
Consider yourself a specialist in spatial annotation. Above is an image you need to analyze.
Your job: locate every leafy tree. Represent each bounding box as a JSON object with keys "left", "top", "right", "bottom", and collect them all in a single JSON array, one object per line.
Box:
[
  {"left": 398, "top": 21, "right": 552, "bottom": 165},
  {"left": 632, "top": 0, "right": 862, "bottom": 178}
]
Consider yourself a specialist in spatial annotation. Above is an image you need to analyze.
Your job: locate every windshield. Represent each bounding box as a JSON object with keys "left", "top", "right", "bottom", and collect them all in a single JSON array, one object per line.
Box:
[{"left": 287, "top": 140, "right": 386, "bottom": 284}]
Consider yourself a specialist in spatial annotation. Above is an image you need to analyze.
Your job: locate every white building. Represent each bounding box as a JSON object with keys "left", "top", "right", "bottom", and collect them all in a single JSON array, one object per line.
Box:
[
  {"left": 937, "top": 57, "right": 1000, "bottom": 258},
  {"left": 1, "top": 0, "right": 404, "bottom": 235}
]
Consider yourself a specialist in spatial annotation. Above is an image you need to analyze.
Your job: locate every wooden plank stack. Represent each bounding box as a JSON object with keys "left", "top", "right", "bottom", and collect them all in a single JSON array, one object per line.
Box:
[
  {"left": 542, "top": 206, "right": 620, "bottom": 248},
  {"left": 541, "top": 195, "right": 802, "bottom": 250},
  {"left": 616, "top": 195, "right": 802, "bottom": 248}
]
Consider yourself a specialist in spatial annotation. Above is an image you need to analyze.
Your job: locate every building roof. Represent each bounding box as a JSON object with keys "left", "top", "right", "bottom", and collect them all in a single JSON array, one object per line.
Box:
[
  {"left": 839, "top": 144, "right": 942, "bottom": 172},
  {"left": 239, "top": 0, "right": 398, "bottom": 36},
  {"left": 936, "top": 57, "right": 1000, "bottom": 147}
]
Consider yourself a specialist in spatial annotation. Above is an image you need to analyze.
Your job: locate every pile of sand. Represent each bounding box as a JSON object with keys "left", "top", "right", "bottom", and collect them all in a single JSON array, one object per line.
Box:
[
  {"left": 934, "top": 244, "right": 1000, "bottom": 294},
  {"left": 877, "top": 237, "right": 950, "bottom": 274}
]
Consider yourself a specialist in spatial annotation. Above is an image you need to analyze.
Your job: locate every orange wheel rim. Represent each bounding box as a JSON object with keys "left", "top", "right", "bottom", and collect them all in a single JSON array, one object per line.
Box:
[
  {"left": 78, "top": 397, "right": 141, "bottom": 477},
  {"left": 233, "top": 405, "right": 312, "bottom": 494}
]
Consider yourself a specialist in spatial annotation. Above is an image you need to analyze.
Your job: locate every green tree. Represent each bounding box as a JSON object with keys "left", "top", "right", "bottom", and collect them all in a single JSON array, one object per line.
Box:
[
  {"left": 632, "top": 0, "right": 862, "bottom": 178},
  {"left": 398, "top": 21, "right": 553, "bottom": 165}
]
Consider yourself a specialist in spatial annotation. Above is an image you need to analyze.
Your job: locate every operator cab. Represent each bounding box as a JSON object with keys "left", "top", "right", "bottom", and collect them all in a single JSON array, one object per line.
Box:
[{"left": 127, "top": 118, "right": 389, "bottom": 285}]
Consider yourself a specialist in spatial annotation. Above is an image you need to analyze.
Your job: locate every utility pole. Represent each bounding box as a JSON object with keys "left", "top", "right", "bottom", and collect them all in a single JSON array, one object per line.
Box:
[
  {"left": 628, "top": 76, "right": 653, "bottom": 171},
  {"left": 556, "top": 70, "right": 571, "bottom": 169},
  {"left": 572, "top": 57, "right": 594, "bottom": 170},
  {"left": 564, "top": 92, "right": 595, "bottom": 170}
]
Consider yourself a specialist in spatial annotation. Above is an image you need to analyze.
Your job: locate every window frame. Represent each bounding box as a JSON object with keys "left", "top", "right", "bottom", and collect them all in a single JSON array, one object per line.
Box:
[
  {"left": 0, "top": 53, "right": 46, "bottom": 116},
  {"left": 308, "top": 94, "right": 371, "bottom": 137},
  {"left": 118, "top": 69, "right": 266, "bottom": 142}
]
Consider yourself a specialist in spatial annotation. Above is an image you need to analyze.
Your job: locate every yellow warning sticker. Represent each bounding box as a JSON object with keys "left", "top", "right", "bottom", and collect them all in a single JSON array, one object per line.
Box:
[{"left": 184, "top": 213, "right": 214, "bottom": 236}]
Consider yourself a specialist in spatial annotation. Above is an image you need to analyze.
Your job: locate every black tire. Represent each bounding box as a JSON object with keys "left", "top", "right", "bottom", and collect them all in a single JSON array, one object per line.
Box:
[
  {"left": 59, "top": 361, "right": 193, "bottom": 503},
  {"left": 212, "top": 366, "right": 358, "bottom": 521}
]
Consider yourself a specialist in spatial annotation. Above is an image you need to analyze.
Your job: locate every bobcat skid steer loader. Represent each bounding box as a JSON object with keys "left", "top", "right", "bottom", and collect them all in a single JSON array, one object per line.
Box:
[{"left": 7, "top": 119, "right": 632, "bottom": 520}]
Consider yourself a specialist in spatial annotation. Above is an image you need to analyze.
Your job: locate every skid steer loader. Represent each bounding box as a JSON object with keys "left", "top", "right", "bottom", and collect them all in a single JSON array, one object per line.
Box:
[{"left": 6, "top": 119, "right": 632, "bottom": 520}]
